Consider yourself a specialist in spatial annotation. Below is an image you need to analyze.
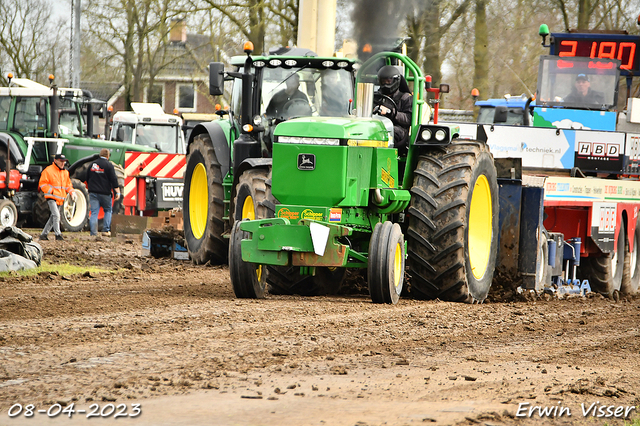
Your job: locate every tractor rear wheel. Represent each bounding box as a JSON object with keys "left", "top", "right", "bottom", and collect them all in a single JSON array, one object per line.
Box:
[
  {"left": 32, "top": 193, "right": 49, "bottom": 228},
  {"left": 406, "top": 140, "right": 499, "bottom": 303},
  {"left": 622, "top": 217, "right": 640, "bottom": 294},
  {"left": 184, "top": 134, "right": 227, "bottom": 265},
  {"left": 368, "top": 221, "right": 405, "bottom": 304},
  {"left": 580, "top": 221, "right": 625, "bottom": 297},
  {"left": 61, "top": 179, "right": 89, "bottom": 232}
]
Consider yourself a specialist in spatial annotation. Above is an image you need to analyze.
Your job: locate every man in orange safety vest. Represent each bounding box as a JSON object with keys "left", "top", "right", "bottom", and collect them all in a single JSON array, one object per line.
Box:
[{"left": 38, "top": 154, "right": 77, "bottom": 241}]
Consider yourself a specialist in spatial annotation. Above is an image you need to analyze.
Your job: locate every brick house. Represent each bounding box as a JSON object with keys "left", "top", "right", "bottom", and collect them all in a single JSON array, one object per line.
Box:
[{"left": 104, "top": 20, "right": 217, "bottom": 116}]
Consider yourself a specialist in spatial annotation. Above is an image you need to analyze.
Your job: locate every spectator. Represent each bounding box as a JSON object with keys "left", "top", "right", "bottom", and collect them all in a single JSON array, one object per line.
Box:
[
  {"left": 87, "top": 149, "right": 120, "bottom": 237},
  {"left": 38, "top": 154, "right": 76, "bottom": 241}
]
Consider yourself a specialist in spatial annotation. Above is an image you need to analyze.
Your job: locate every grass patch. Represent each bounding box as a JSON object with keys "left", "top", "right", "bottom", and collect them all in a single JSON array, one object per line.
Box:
[{"left": 0, "top": 261, "right": 108, "bottom": 278}]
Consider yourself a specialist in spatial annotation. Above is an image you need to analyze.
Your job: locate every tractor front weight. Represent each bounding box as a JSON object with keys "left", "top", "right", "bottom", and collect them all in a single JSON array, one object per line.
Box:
[{"left": 238, "top": 217, "right": 368, "bottom": 269}]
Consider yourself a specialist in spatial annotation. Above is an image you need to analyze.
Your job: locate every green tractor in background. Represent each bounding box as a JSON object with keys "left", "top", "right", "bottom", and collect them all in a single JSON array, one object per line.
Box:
[
  {"left": 0, "top": 75, "right": 155, "bottom": 230},
  {"left": 228, "top": 50, "right": 500, "bottom": 303}
]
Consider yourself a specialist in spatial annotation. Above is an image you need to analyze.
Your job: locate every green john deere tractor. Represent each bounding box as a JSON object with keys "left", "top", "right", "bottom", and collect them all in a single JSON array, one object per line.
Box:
[
  {"left": 183, "top": 43, "right": 358, "bottom": 280},
  {"left": 229, "top": 51, "right": 500, "bottom": 304}
]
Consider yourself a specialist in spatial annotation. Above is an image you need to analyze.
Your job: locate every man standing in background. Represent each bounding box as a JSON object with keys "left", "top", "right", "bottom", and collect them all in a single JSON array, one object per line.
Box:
[
  {"left": 38, "top": 154, "right": 76, "bottom": 241},
  {"left": 87, "top": 149, "right": 120, "bottom": 237}
]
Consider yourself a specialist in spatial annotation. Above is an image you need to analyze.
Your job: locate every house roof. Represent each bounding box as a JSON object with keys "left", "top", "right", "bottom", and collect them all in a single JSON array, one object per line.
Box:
[
  {"left": 157, "top": 34, "right": 212, "bottom": 79},
  {"left": 80, "top": 81, "right": 121, "bottom": 102}
]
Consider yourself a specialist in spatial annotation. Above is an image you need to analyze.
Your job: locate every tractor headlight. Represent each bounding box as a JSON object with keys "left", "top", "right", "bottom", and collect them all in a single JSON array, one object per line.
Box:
[
  {"left": 421, "top": 129, "right": 432, "bottom": 141},
  {"left": 253, "top": 115, "right": 262, "bottom": 126},
  {"left": 278, "top": 136, "right": 340, "bottom": 145},
  {"left": 435, "top": 129, "right": 446, "bottom": 141}
]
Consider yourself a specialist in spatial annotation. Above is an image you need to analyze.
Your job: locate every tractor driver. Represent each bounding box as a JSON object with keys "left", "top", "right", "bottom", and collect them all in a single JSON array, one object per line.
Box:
[
  {"left": 265, "top": 73, "right": 310, "bottom": 120},
  {"left": 374, "top": 65, "right": 413, "bottom": 155},
  {"left": 564, "top": 74, "right": 605, "bottom": 105}
]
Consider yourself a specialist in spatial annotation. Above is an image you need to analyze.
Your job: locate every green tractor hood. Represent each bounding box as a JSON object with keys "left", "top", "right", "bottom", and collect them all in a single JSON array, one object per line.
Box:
[
  {"left": 271, "top": 116, "right": 403, "bottom": 209},
  {"left": 273, "top": 116, "right": 390, "bottom": 143}
]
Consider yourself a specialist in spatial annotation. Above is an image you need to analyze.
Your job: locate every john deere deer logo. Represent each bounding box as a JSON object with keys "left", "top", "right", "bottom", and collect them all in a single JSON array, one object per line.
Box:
[{"left": 297, "top": 153, "right": 315, "bottom": 170}]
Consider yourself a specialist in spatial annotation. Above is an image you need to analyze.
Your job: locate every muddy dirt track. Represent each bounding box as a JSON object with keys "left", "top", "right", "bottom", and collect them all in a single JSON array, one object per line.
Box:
[{"left": 0, "top": 231, "right": 639, "bottom": 426}]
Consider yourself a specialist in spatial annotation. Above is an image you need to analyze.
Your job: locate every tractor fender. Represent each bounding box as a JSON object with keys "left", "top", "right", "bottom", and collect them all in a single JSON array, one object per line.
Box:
[
  {"left": 188, "top": 121, "right": 231, "bottom": 179},
  {"left": 233, "top": 158, "right": 272, "bottom": 187},
  {"left": 0, "top": 133, "right": 25, "bottom": 165},
  {"left": 68, "top": 154, "right": 100, "bottom": 181},
  {"left": 230, "top": 158, "right": 273, "bottom": 215}
]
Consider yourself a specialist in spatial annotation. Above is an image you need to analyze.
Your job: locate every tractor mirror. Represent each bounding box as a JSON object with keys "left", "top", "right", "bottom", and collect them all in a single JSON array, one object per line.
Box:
[
  {"left": 209, "top": 62, "right": 225, "bottom": 96},
  {"left": 439, "top": 83, "right": 450, "bottom": 94}
]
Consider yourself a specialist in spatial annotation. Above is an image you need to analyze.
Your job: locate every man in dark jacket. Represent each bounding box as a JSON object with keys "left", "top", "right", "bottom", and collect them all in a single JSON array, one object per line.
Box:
[
  {"left": 87, "top": 149, "right": 120, "bottom": 237},
  {"left": 375, "top": 65, "right": 413, "bottom": 155},
  {"left": 265, "top": 72, "right": 310, "bottom": 120},
  {"left": 564, "top": 74, "right": 605, "bottom": 105}
]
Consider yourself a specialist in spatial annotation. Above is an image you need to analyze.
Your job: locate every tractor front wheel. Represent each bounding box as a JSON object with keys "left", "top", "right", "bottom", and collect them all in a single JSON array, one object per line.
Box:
[
  {"left": 406, "top": 140, "right": 499, "bottom": 303},
  {"left": 368, "top": 221, "right": 405, "bottom": 304},
  {"left": 229, "top": 168, "right": 275, "bottom": 298},
  {"left": 229, "top": 220, "right": 266, "bottom": 298}
]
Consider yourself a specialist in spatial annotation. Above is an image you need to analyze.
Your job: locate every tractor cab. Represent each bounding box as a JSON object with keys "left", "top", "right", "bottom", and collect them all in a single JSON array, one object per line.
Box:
[
  {"left": 476, "top": 95, "right": 533, "bottom": 126},
  {"left": 110, "top": 103, "right": 185, "bottom": 154},
  {"left": 211, "top": 47, "right": 358, "bottom": 163},
  {"left": 532, "top": 55, "right": 620, "bottom": 131}
]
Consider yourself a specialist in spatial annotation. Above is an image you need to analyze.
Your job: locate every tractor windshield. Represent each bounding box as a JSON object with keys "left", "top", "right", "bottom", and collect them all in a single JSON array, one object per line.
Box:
[
  {"left": 58, "top": 98, "right": 84, "bottom": 136},
  {"left": 0, "top": 97, "right": 10, "bottom": 130},
  {"left": 536, "top": 56, "right": 619, "bottom": 110},
  {"left": 134, "top": 123, "right": 184, "bottom": 154},
  {"left": 261, "top": 67, "right": 353, "bottom": 120}
]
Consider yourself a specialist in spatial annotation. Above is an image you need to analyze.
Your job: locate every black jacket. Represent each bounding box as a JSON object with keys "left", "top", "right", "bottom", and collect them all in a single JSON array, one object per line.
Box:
[
  {"left": 380, "top": 90, "right": 413, "bottom": 153},
  {"left": 86, "top": 157, "right": 119, "bottom": 195},
  {"left": 266, "top": 89, "right": 309, "bottom": 119}
]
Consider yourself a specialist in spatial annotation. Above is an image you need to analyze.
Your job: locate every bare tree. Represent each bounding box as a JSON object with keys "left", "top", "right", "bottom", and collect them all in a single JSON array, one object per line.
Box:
[
  {"left": 0, "top": 0, "right": 67, "bottom": 85},
  {"left": 405, "top": 0, "right": 471, "bottom": 85},
  {"left": 83, "top": 0, "right": 186, "bottom": 109},
  {"left": 550, "top": 0, "right": 640, "bottom": 31}
]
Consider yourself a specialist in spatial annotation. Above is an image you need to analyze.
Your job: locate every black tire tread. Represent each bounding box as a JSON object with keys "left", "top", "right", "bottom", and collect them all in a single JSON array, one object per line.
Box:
[
  {"left": 579, "top": 221, "right": 624, "bottom": 296},
  {"left": 184, "top": 134, "right": 227, "bottom": 265},
  {"left": 406, "top": 140, "right": 498, "bottom": 303}
]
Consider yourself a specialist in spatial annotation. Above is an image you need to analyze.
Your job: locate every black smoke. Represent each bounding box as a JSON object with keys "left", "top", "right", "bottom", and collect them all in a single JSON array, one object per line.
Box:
[{"left": 350, "top": 0, "right": 413, "bottom": 59}]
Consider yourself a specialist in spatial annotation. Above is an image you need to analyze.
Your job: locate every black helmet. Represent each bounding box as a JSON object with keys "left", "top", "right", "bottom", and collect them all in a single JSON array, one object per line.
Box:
[{"left": 377, "top": 65, "right": 401, "bottom": 95}]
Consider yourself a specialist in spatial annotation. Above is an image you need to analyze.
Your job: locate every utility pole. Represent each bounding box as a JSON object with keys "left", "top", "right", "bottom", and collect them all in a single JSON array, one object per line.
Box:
[{"left": 69, "top": 0, "right": 81, "bottom": 88}]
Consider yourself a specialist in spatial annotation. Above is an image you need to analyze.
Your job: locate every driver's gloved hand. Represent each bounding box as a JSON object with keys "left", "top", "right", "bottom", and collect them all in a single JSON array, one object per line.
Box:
[{"left": 379, "top": 105, "right": 391, "bottom": 116}]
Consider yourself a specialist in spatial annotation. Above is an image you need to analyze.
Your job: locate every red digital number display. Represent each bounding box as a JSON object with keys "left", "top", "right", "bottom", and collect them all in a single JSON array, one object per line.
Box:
[
  {"left": 558, "top": 40, "right": 636, "bottom": 69},
  {"left": 552, "top": 34, "right": 640, "bottom": 74}
]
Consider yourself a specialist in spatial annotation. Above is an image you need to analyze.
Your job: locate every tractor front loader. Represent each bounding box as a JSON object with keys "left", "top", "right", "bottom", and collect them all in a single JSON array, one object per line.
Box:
[{"left": 229, "top": 52, "right": 500, "bottom": 304}]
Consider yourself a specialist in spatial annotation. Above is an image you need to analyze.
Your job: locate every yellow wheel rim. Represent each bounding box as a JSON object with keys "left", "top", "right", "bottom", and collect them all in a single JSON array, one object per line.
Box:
[
  {"left": 241, "top": 195, "right": 261, "bottom": 280},
  {"left": 468, "top": 174, "right": 492, "bottom": 279},
  {"left": 242, "top": 196, "right": 255, "bottom": 220},
  {"left": 189, "top": 163, "right": 208, "bottom": 239},
  {"left": 393, "top": 242, "right": 402, "bottom": 289}
]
